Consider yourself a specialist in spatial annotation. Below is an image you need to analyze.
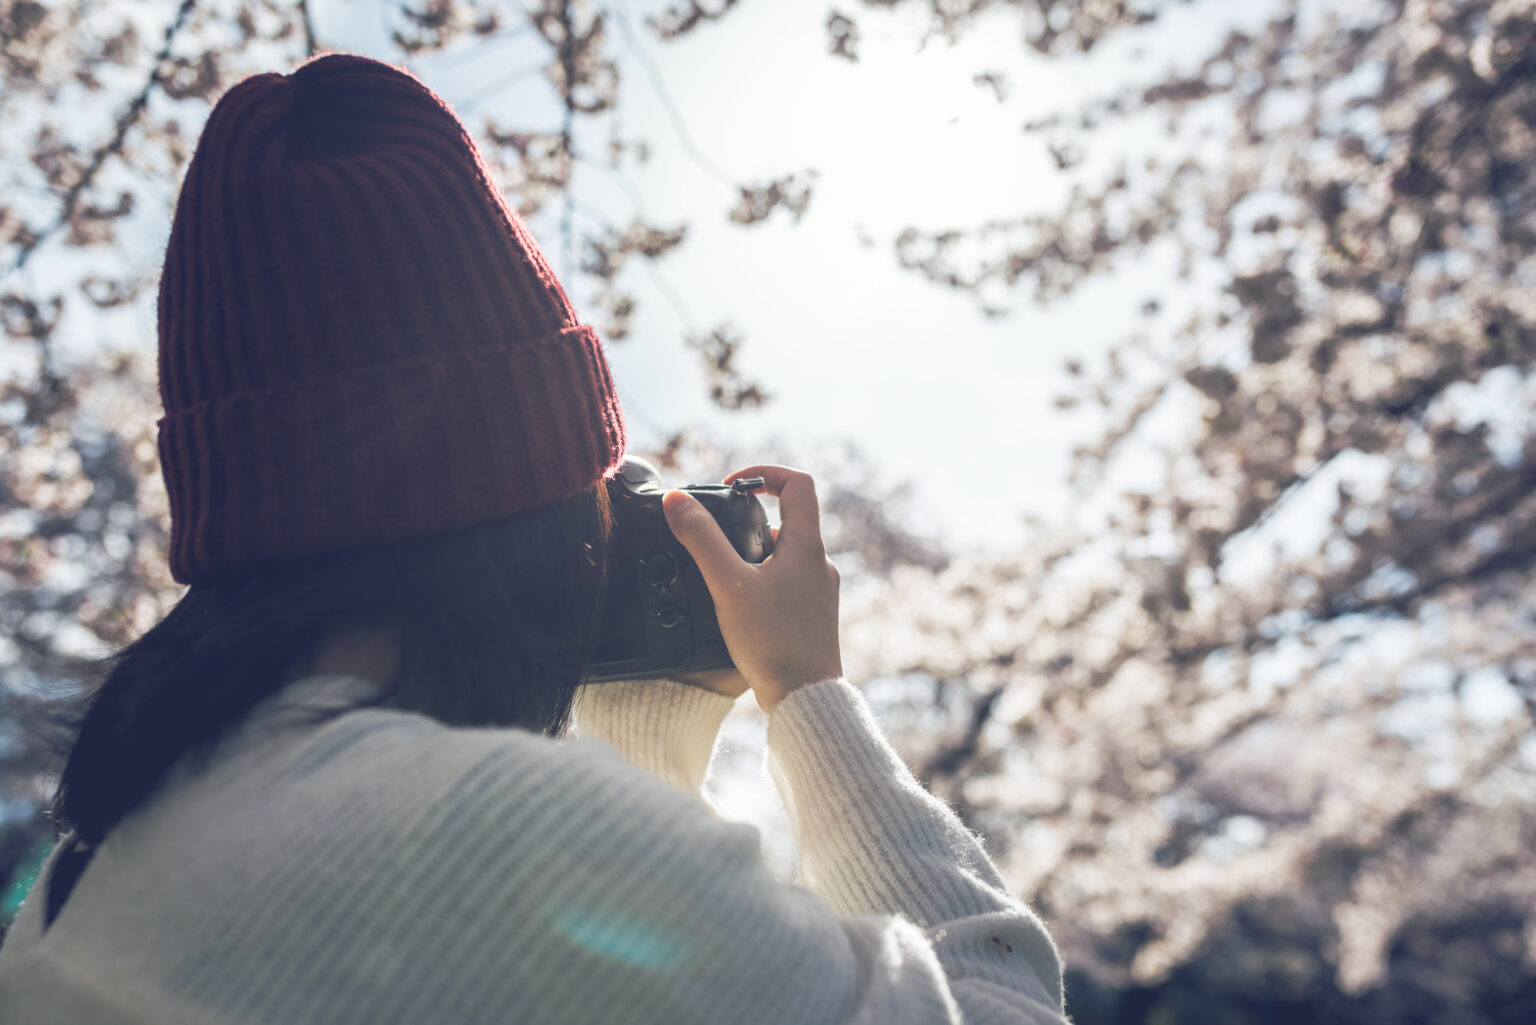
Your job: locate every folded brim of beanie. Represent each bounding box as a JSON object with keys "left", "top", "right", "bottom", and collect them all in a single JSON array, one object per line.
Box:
[{"left": 158, "top": 323, "right": 624, "bottom": 583}]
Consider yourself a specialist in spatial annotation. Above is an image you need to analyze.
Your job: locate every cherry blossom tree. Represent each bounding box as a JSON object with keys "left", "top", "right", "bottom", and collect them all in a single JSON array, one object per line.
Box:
[
  {"left": 4, "top": 1, "right": 1535, "bottom": 1020},
  {"left": 831, "top": 0, "right": 1536, "bottom": 1019}
]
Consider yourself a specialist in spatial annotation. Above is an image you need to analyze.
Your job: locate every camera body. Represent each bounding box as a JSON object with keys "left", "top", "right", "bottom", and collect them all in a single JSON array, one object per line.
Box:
[{"left": 582, "top": 456, "right": 773, "bottom": 683}]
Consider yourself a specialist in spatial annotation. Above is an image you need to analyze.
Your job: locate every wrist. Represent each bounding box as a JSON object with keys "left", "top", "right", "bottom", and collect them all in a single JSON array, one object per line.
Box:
[
  {"left": 755, "top": 673, "right": 843, "bottom": 714},
  {"left": 570, "top": 679, "right": 735, "bottom": 794},
  {"left": 675, "top": 668, "right": 750, "bottom": 699}
]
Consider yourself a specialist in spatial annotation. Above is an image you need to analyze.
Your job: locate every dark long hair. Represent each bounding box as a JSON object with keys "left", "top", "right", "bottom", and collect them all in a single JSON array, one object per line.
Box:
[{"left": 54, "top": 484, "right": 611, "bottom": 848}]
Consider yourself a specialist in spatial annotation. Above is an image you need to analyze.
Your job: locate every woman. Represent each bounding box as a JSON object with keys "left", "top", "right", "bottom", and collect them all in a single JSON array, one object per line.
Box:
[{"left": 0, "top": 54, "right": 1065, "bottom": 1023}]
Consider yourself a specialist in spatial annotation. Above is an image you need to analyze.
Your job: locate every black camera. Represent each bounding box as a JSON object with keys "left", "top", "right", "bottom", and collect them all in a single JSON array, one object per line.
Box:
[{"left": 581, "top": 455, "right": 774, "bottom": 683}]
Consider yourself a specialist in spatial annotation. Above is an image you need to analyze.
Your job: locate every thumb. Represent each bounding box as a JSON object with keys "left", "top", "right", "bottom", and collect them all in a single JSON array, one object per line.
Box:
[{"left": 662, "top": 490, "right": 745, "bottom": 590}]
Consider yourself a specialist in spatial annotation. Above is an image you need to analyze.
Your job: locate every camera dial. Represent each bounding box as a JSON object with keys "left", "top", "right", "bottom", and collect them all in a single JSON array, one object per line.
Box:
[{"left": 644, "top": 553, "right": 679, "bottom": 586}]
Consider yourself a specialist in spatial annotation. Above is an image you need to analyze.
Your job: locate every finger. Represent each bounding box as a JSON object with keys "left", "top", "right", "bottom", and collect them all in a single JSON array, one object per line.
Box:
[
  {"left": 726, "top": 465, "right": 822, "bottom": 553},
  {"left": 662, "top": 490, "right": 748, "bottom": 590}
]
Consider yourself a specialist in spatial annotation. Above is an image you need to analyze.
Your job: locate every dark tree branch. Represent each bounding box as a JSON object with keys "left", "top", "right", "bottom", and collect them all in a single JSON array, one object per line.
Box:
[
  {"left": 6, "top": 0, "right": 199, "bottom": 278},
  {"left": 557, "top": 0, "right": 578, "bottom": 280},
  {"left": 922, "top": 684, "right": 1006, "bottom": 780},
  {"left": 645, "top": 0, "right": 740, "bottom": 40},
  {"left": 297, "top": 0, "right": 320, "bottom": 56}
]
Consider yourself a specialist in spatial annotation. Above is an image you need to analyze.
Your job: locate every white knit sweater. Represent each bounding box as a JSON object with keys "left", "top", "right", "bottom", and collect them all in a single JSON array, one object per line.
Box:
[{"left": 0, "top": 675, "right": 1065, "bottom": 1023}]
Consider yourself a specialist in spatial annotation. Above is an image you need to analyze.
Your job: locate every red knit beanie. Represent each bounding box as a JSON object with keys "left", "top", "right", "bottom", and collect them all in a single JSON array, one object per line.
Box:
[{"left": 156, "top": 53, "right": 626, "bottom": 584}]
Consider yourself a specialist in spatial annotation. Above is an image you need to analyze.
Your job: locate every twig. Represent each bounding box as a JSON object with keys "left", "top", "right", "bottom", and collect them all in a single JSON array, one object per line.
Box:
[
  {"left": 558, "top": 0, "right": 578, "bottom": 282},
  {"left": 5, "top": 0, "right": 199, "bottom": 280},
  {"left": 297, "top": 0, "right": 319, "bottom": 56},
  {"left": 429, "top": 22, "right": 536, "bottom": 70},
  {"left": 565, "top": 175, "right": 697, "bottom": 334},
  {"left": 457, "top": 63, "right": 550, "bottom": 114},
  {"left": 608, "top": 5, "right": 737, "bottom": 188},
  {"left": 639, "top": 252, "right": 699, "bottom": 331},
  {"left": 571, "top": 148, "right": 650, "bottom": 219}
]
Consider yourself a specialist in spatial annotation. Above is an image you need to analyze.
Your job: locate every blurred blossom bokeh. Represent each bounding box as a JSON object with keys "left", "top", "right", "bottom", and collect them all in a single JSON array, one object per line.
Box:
[{"left": 3, "top": 0, "right": 1536, "bottom": 1021}]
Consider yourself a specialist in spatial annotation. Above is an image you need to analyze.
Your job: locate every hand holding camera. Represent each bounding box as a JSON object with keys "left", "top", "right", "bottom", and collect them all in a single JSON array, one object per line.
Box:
[
  {"left": 582, "top": 457, "right": 842, "bottom": 713},
  {"left": 663, "top": 465, "right": 843, "bottom": 713}
]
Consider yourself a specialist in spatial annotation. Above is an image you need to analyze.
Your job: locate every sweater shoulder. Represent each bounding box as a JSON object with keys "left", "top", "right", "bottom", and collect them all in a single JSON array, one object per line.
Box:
[
  {"left": 21, "top": 708, "right": 774, "bottom": 1025},
  {"left": 226, "top": 704, "right": 658, "bottom": 824},
  {"left": 56, "top": 705, "right": 727, "bottom": 936}
]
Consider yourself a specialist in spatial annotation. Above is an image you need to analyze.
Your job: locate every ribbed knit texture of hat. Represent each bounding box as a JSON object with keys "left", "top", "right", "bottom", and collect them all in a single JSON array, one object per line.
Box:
[{"left": 156, "top": 53, "right": 625, "bottom": 584}]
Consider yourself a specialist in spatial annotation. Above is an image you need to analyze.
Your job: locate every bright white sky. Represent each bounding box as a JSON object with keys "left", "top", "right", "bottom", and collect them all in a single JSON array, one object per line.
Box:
[{"left": 303, "top": 0, "right": 1271, "bottom": 552}]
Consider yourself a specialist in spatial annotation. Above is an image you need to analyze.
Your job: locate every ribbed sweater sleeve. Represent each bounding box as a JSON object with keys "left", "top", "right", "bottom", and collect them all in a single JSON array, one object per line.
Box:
[
  {"left": 569, "top": 678, "right": 735, "bottom": 795},
  {"left": 539, "top": 678, "right": 1066, "bottom": 1023},
  {"left": 766, "top": 679, "right": 1065, "bottom": 1019}
]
